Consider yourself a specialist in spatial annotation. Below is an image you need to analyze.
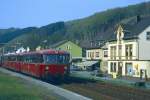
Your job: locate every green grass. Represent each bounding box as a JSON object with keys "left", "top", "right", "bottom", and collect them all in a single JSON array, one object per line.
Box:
[{"left": 0, "top": 73, "right": 57, "bottom": 100}]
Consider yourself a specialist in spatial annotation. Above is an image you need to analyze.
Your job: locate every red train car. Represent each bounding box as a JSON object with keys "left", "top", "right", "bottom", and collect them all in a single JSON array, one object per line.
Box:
[{"left": 2, "top": 49, "right": 70, "bottom": 80}]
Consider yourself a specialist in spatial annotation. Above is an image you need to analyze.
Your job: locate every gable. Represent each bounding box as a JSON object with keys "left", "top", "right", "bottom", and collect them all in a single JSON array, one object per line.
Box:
[
  {"left": 109, "top": 16, "right": 150, "bottom": 42},
  {"left": 56, "top": 41, "right": 81, "bottom": 50},
  {"left": 56, "top": 41, "right": 82, "bottom": 58},
  {"left": 116, "top": 25, "right": 124, "bottom": 41}
]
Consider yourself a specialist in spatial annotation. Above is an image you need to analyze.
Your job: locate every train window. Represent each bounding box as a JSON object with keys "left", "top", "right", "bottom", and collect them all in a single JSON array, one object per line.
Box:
[
  {"left": 9, "top": 56, "right": 17, "bottom": 61},
  {"left": 57, "top": 55, "right": 65, "bottom": 64},
  {"left": 38, "top": 55, "right": 44, "bottom": 63},
  {"left": 57, "top": 54, "right": 69, "bottom": 64},
  {"left": 43, "top": 54, "right": 57, "bottom": 64},
  {"left": 4, "top": 56, "right": 8, "bottom": 61},
  {"left": 16, "top": 55, "right": 21, "bottom": 61},
  {"left": 24, "top": 54, "right": 43, "bottom": 63},
  {"left": 18, "top": 56, "right": 23, "bottom": 61},
  {"left": 32, "top": 55, "right": 43, "bottom": 63},
  {"left": 28, "top": 55, "right": 33, "bottom": 63},
  {"left": 43, "top": 54, "right": 70, "bottom": 64},
  {"left": 24, "top": 55, "right": 30, "bottom": 62}
]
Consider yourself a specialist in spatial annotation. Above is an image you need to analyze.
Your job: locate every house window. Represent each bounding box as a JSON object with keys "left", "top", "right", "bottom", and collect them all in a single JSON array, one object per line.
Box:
[
  {"left": 114, "top": 63, "right": 116, "bottom": 72},
  {"left": 118, "top": 45, "right": 122, "bottom": 59},
  {"left": 87, "top": 52, "right": 89, "bottom": 58},
  {"left": 125, "top": 44, "right": 133, "bottom": 60},
  {"left": 99, "top": 42, "right": 101, "bottom": 46},
  {"left": 96, "top": 52, "right": 99, "bottom": 57},
  {"left": 92, "top": 52, "right": 94, "bottom": 58},
  {"left": 110, "top": 62, "right": 116, "bottom": 72},
  {"left": 94, "top": 42, "right": 97, "bottom": 46},
  {"left": 125, "top": 46, "right": 128, "bottom": 56},
  {"left": 110, "top": 46, "right": 116, "bottom": 60},
  {"left": 91, "top": 42, "right": 93, "bottom": 47},
  {"left": 118, "top": 32, "right": 122, "bottom": 41},
  {"left": 66, "top": 45, "right": 71, "bottom": 50},
  {"left": 88, "top": 52, "right": 91, "bottom": 58},
  {"left": 104, "top": 50, "right": 108, "bottom": 57},
  {"left": 89, "top": 52, "right": 91, "bottom": 58},
  {"left": 110, "top": 63, "right": 113, "bottom": 72},
  {"left": 89, "top": 52, "right": 93, "bottom": 58},
  {"left": 88, "top": 52, "right": 90, "bottom": 57},
  {"left": 146, "top": 32, "right": 150, "bottom": 40}
]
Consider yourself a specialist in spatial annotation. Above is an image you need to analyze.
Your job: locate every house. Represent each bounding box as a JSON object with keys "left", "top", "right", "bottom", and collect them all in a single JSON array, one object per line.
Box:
[
  {"left": 84, "top": 40, "right": 108, "bottom": 71},
  {"left": 16, "top": 47, "right": 26, "bottom": 53},
  {"left": 86, "top": 40, "right": 104, "bottom": 60},
  {"left": 108, "top": 16, "right": 150, "bottom": 79},
  {"left": 51, "top": 40, "right": 83, "bottom": 60},
  {"left": 101, "top": 43, "right": 108, "bottom": 73}
]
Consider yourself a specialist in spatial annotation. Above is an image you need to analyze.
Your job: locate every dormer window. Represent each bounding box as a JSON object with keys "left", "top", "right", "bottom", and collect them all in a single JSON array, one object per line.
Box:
[
  {"left": 66, "top": 45, "right": 71, "bottom": 50},
  {"left": 95, "top": 42, "right": 98, "bottom": 46},
  {"left": 99, "top": 42, "right": 101, "bottom": 46},
  {"left": 91, "top": 42, "right": 93, "bottom": 47},
  {"left": 117, "top": 25, "right": 124, "bottom": 41},
  {"left": 118, "top": 32, "right": 122, "bottom": 41},
  {"left": 146, "top": 32, "right": 150, "bottom": 40}
]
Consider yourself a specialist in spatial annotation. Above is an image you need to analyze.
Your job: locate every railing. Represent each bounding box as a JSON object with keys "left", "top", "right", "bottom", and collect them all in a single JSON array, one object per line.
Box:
[{"left": 109, "top": 56, "right": 137, "bottom": 60}]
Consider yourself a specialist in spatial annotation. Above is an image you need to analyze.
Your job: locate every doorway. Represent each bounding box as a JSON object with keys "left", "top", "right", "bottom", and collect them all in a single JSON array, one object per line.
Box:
[
  {"left": 118, "top": 62, "right": 123, "bottom": 76},
  {"left": 140, "top": 69, "right": 147, "bottom": 80},
  {"left": 125, "top": 63, "right": 133, "bottom": 76}
]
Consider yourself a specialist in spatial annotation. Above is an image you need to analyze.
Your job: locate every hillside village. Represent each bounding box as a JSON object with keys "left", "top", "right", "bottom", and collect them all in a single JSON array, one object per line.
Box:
[
  {"left": 1, "top": 8, "right": 150, "bottom": 81},
  {"left": 47, "top": 15, "right": 150, "bottom": 80},
  {"left": 1, "top": 1, "right": 150, "bottom": 100},
  {"left": 0, "top": 2, "right": 150, "bottom": 50},
  {"left": 0, "top": 1, "right": 150, "bottom": 82}
]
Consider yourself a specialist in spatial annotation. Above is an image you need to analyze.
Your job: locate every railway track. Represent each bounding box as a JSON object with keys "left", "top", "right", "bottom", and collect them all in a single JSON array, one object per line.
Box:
[
  {"left": 61, "top": 76, "right": 150, "bottom": 100},
  {"left": 1, "top": 67, "right": 150, "bottom": 100}
]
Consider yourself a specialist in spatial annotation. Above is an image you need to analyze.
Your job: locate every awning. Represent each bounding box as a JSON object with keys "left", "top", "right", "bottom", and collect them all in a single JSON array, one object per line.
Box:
[{"left": 74, "top": 61, "right": 99, "bottom": 67}]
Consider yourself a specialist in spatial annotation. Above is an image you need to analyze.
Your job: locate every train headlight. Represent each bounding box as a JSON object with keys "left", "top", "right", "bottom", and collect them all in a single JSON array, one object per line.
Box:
[
  {"left": 64, "top": 66, "right": 67, "bottom": 70},
  {"left": 45, "top": 66, "right": 49, "bottom": 70}
]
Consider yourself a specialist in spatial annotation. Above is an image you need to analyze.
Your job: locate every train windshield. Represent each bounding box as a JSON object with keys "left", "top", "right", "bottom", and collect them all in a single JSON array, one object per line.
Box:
[{"left": 43, "top": 54, "right": 70, "bottom": 64}]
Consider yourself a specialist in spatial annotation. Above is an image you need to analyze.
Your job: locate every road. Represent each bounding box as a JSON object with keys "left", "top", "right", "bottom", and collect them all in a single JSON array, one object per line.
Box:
[
  {"left": 60, "top": 71, "right": 150, "bottom": 100},
  {"left": 70, "top": 71, "right": 150, "bottom": 88}
]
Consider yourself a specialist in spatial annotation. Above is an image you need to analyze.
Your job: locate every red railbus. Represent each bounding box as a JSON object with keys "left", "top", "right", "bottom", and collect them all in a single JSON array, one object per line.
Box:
[{"left": 2, "top": 49, "right": 70, "bottom": 80}]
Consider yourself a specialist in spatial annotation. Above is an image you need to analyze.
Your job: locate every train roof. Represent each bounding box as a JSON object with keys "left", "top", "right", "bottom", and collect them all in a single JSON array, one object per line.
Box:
[
  {"left": 37, "top": 49, "right": 69, "bottom": 55},
  {"left": 4, "top": 49, "right": 69, "bottom": 56}
]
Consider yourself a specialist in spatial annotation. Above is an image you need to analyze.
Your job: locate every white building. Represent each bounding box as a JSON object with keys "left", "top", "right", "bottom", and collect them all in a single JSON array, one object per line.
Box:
[
  {"left": 85, "top": 40, "right": 108, "bottom": 72},
  {"left": 108, "top": 16, "right": 150, "bottom": 79},
  {"left": 16, "top": 47, "right": 30, "bottom": 53},
  {"left": 101, "top": 43, "right": 108, "bottom": 73}
]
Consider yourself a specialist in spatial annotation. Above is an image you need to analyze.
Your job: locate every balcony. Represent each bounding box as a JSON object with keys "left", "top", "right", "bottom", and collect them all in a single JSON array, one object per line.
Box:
[{"left": 109, "top": 55, "right": 137, "bottom": 60}]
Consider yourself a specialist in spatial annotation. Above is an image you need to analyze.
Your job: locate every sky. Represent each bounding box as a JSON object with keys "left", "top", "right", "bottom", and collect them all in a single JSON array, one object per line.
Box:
[{"left": 0, "top": 0, "right": 148, "bottom": 28}]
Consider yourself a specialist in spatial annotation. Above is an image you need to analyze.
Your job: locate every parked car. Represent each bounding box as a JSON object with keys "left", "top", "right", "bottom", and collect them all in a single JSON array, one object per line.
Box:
[{"left": 70, "top": 65, "right": 81, "bottom": 71}]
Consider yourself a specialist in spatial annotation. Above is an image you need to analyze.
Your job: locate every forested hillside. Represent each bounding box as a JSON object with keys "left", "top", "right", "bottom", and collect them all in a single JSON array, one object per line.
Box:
[{"left": 0, "top": 1, "right": 150, "bottom": 50}]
